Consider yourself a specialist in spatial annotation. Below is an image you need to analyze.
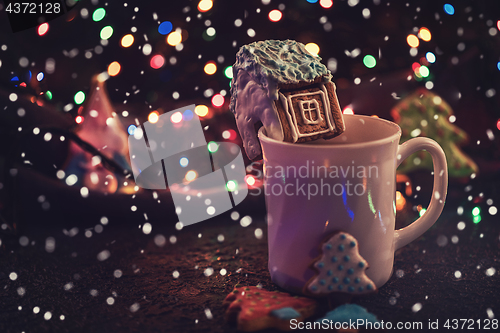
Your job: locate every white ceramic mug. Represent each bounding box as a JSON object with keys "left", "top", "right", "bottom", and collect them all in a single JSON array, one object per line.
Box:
[{"left": 258, "top": 114, "right": 448, "bottom": 294}]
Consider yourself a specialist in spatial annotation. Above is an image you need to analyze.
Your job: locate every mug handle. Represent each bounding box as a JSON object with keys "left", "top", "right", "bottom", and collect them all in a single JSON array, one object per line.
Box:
[{"left": 394, "top": 137, "right": 448, "bottom": 250}]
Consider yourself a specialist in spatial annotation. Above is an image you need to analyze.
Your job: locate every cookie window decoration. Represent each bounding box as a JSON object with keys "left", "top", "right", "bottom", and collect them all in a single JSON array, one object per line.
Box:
[{"left": 230, "top": 39, "right": 345, "bottom": 160}]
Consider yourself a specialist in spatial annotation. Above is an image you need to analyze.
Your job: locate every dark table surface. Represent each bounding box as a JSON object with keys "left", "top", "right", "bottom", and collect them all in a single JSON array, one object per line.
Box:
[{"left": 1, "top": 170, "right": 499, "bottom": 333}]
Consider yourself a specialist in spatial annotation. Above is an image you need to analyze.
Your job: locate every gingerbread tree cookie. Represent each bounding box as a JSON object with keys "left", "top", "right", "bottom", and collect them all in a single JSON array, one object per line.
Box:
[
  {"left": 304, "top": 232, "right": 376, "bottom": 297},
  {"left": 224, "top": 285, "right": 317, "bottom": 331},
  {"left": 391, "top": 88, "right": 478, "bottom": 177}
]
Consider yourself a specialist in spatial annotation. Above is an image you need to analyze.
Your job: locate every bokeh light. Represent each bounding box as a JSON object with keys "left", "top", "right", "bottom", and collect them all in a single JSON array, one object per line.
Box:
[
  {"left": 407, "top": 34, "right": 419, "bottom": 48},
  {"left": 74, "top": 91, "right": 85, "bottom": 105},
  {"left": 127, "top": 124, "right": 137, "bottom": 135},
  {"left": 418, "top": 28, "right": 432, "bottom": 41},
  {"left": 268, "top": 10, "right": 282, "bottom": 22},
  {"left": 92, "top": 8, "right": 106, "bottom": 22},
  {"left": 45, "top": 91, "right": 53, "bottom": 100},
  {"left": 224, "top": 66, "right": 233, "bottom": 79},
  {"left": 107, "top": 61, "right": 121, "bottom": 76},
  {"left": 226, "top": 180, "right": 238, "bottom": 192},
  {"left": 444, "top": 4, "right": 455, "bottom": 15},
  {"left": 211, "top": 94, "right": 224, "bottom": 107},
  {"left": 497, "top": 119, "right": 500, "bottom": 131},
  {"left": 363, "top": 55, "right": 376, "bottom": 68},
  {"left": 204, "top": 62, "right": 217, "bottom": 75},
  {"left": 207, "top": 141, "right": 219, "bottom": 153},
  {"left": 426, "top": 52, "right": 436, "bottom": 63},
  {"left": 343, "top": 106, "right": 354, "bottom": 115},
  {"left": 171, "top": 111, "right": 183, "bottom": 123},
  {"left": 195, "top": 105, "right": 209, "bottom": 117},
  {"left": 419, "top": 65, "right": 430, "bottom": 78},
  {"left": 75, "top": 116, "right": 84, "bottom": 124},
  {"left": 185, "top": 170, "right": 198, "bottom": 182},
  {"left": 148, "top": 111, "right": 160, "bottom": 123},
  {"left": 100, "top": 26, "right": 114, "bottom": 40},
  {"left": 37, "top": 72, "right": 44, "bottom": 81},
  {"left": 198, "top": 0, "right": 213, "bottom": 12},
  {"left": 305, "top": 43, "right": 320, "bottom": 56},
  {"left": 121, "top": 34, "right": 134, "bottom": 47},
  {"left": 150, "top": 55, "right": 165, "bottom": 69},
  {"left": 38, "top": 23, "right": 49, "bottom": 36},
  {"left": 245, "top": 175, "right": 256, "bottom": 186},
  {"left": 158, "top": 21, "right": 173, "bottom": 35},
  {"left": 396, "top": 191, "right": 406, "bottom": 211},
  {"left": 166, "top": 31, "right": 182, "bottom": 46},
  {"left": 183, "top": 109, "right": 194, "bottom": 121},
  {"left": 222, "top": 129, "right": 237, "bottom": 140},
  {"left": 179, "top": 157, "right": 189, "bottom": 167},
  {"left": 306, "top": 0, "right": 318, "bottom": 3},
  {"left": 319, "top": 0, "right": 333, "bottom": 9},
  {"left": 419, "top": 208, "right": 427, "bottom": 217}
]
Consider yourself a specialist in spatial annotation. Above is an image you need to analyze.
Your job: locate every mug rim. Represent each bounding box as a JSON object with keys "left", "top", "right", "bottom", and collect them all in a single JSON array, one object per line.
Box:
[{"left": 258, "top": 114, "right": 402, "bottom": 149}]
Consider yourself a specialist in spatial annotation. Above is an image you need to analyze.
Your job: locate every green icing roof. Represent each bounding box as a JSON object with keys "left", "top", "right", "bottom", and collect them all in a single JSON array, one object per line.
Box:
[{"left": 230, "top": 39, "right": 331, "bottom": 114}]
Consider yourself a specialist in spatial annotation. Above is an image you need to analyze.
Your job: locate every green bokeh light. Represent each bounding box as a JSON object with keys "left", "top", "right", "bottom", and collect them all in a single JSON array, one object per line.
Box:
[
  {"left": 472, "top": 207, "right": 480, "bottom": 216},
  {"left": 74, "top": 91, "right": 85, "bottom": 105},
  {"left": 100, "top": 26, "right": 114, "bottom": 40},
  {"left": 363, "top": 55, "right": 376, "bottom": 68},
  {"left": 473, "top": 215, "right": 482, "bottom": 224},
  {"left": 45, "top": 90, "right": 53, "bottom": 100},
  {"left": 224, "top": 66, "right": 233, "bottom": 79},
  {"left": 226, "top": 180, "right": 238, "bottom": 192},
  {"left": 419, "top": 65, "right": 430, "bottom": 78},
  {"left": 92, "top": 8, "right": 106, "bottom": 22},
  {"left": 419, "top": 208, "right": 427, "bottom": 217},
  {"left": 207, "top": 141, "right": 219, "bottom": 153}
]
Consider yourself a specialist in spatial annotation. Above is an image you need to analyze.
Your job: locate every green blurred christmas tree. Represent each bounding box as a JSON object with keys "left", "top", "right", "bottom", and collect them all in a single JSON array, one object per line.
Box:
[{"left": 391, "top": 89, "right": 478, "bottom": 178}]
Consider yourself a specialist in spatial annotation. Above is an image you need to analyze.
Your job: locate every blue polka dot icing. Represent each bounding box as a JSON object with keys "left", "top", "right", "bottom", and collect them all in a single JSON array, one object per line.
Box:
[
  {"left": 270, "top": 307, "right": 301, "bottom": 320},
  {"left": 314, "top": 304, "right": 380, "bottom": 326},
  {"left": 306, "top": 232, "right": 376, "bottom": 296}
]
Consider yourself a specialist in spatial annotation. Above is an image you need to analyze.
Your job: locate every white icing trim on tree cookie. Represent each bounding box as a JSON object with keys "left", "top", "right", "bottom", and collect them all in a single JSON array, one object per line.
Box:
[{"left": 306, "top": 232, "right": 376, "bottom": 296}]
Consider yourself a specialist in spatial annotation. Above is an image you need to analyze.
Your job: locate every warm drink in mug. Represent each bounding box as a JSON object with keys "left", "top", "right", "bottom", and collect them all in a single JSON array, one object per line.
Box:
[{"left": 259, "top": 115, "right": 448, "bottom": 294}]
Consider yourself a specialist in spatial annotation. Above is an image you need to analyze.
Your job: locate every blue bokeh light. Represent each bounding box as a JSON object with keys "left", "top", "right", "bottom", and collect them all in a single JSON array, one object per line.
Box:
[
  {"left": 444, "top": 4, "right": 455, "bottom": 15},
  {"left": 158, "top": 21, "right": 173, "bottom": 35},
  {"left": 127, "top": 124, "right": 137, "bottom": 135}
]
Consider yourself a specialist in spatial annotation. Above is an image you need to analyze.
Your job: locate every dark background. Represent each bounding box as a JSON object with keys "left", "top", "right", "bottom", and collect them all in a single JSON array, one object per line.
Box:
[{"left": 0, "top": 0, "right": 499, "bottom": 332}]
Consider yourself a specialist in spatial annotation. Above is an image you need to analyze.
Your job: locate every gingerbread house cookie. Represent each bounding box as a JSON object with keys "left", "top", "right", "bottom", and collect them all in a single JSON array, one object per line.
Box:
[{"left": 230, "top": 40, "right": 345, "bottom": 160}]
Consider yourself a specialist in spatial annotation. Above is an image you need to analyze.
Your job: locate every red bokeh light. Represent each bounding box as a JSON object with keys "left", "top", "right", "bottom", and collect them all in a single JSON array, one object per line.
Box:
[
  {"left": 211, "top": 94, "right": 224, "bottom": 107},
  {"left": 150, "top": 55, "right": 165, "bottom": 69}
]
